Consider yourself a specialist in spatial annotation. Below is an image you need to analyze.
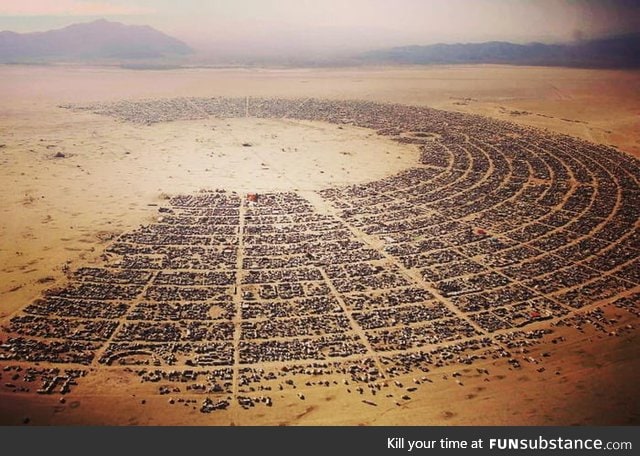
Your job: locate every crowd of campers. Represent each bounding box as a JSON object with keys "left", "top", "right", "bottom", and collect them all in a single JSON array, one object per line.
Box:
[
  {"left": 7, "top": 315, "right": 117, "bottom": 341},
  {"left": 0, "top": 337, "right": 99, "bottom": 365},
  {"left": 240, "top": 296, "right": 342, "bottom": 319},
  {"left": 127, "top": 301, "right": 235, "bottom": 321},
  {"left": 98, "top": 341, "right": 234, "bottom": 367},
  {"left": 343, "top": 288, "right": 434, "bottom": 311},
  {"left": 237, "top": 358, "right": 383, "bottom": 391},
  {"left": 239, "top": 334, "right": 367, "bottom": 364},
  {"left": 612, "top": 292, "right": 640, "bottom": 317},
  {"left": 136, "top": 367, "right": 233, "bottom": 395},
  {"left": 114, "top": 321, "right": 234, "bottom": 342},
  {"left": 0, "top": 365, "right": 86, "bottom": 395},
  {"left": 380, "top": 336, "right": 500, "bottom": 376},
  {"left": 241, "top": 314, "right": 351, "bottom": 339},
  {"left": 352, "top": 302, "right": 453, "bottom": 330},
  {"left": 104, "top": 191, "right": 241, "bottom": 271},
  {"left": 1, "top": 97, "right": 636, "bottom": 407},
  {"left": 24, "top": 297, "right": 129, "bottom": 319},
  {"left": 366, "top": 317, "right": 480, "bottom": 351}
]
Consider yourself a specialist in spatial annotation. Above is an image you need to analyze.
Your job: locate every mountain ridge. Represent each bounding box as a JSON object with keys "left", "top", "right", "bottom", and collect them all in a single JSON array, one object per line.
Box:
[
  {"left": 0, "top": 19, "right": 192, "bottom": 62},
  {"left": 1, "top": 20, "right": 638, "bottom": 68},
  {"left": 360, "top": 34, "right": 640, "bottom": 68}
]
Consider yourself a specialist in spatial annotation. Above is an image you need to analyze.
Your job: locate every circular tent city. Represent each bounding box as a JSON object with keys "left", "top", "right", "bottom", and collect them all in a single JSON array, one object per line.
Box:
[{"left": 0, "top": 97, "right": 638, "bottom": 423}]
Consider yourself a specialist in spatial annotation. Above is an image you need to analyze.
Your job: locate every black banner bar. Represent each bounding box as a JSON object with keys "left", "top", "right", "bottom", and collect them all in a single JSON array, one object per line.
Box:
[{"left": 0, "top": 426, "right": 636, "bottom": 456}]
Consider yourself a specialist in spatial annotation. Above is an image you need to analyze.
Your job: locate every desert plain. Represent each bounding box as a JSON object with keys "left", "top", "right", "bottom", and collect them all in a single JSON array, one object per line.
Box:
[{"left": 0, "top": 64, "right": 638, "bottom": 425}]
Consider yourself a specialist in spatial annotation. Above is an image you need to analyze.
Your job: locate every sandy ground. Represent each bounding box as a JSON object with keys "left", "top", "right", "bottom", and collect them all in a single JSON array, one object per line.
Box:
[
  {"left": 0, "top": 110, "right": 415, "bottom": 318},
  {"left": 1, "top": 64, "right": 638, "bottom": 155},
  {"left": 0, "top": 64, "right": 638, "bottom": 425}
]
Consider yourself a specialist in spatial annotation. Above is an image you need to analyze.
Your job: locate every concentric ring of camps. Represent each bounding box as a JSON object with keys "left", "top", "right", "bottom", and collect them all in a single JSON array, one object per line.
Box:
[{"left": 2, "top": 97, "right": 638, "bottom": 414}]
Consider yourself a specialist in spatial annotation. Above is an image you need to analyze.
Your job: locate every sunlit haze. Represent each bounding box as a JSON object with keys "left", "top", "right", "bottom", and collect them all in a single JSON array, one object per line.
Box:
[{"left": 1, "top": 0, "right": 639, "bottom": 59}]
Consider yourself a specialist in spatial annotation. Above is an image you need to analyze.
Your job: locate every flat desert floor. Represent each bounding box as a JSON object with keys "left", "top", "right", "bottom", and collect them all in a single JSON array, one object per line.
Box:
[{"left": 0, "top": 65, "right": 638, "bottom": 425}]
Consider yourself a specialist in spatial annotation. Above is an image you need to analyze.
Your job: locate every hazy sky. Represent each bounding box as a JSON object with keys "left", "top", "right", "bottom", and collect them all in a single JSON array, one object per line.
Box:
[{"left": 1, "top": 0, "right": 639, "bottom": 58}]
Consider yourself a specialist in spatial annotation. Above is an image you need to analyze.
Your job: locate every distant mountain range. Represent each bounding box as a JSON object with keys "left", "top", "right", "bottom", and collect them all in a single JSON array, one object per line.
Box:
[
  {"left": 0, "top": 19, "right": 192, "bottom": 62},
  {"left": 360, "top": 34, "right": 640, "bottom": 68},
  {"left": 1, "top": 19, "right": 638, "bottom": 68}
]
